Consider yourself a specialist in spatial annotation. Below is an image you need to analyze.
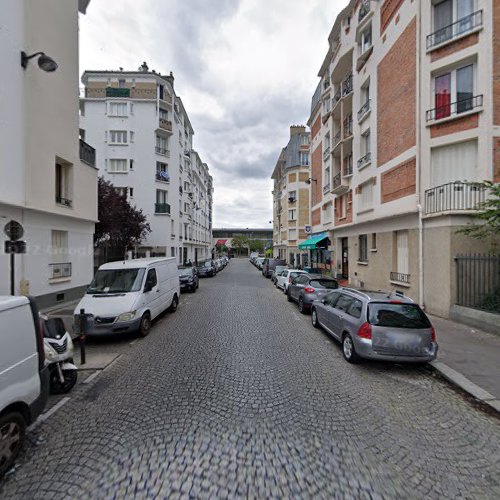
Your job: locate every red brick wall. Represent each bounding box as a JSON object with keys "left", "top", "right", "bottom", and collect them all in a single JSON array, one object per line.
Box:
[
  {"left": 381, "top": 157, "right": 416, "bottom": 203},
  {"left": 431, "top": 33, "right": 478, "bottom": 62},
  {"left": 311, "top": 114, "right": 321, "bottom": 140},
  {"left": 312, "top": 208, "right": 321, "bottom": 226},
  {"left": 430, "top": 113, "right": 479, "bottom": 139},
  {"left": 495, "top": 0, "right": 500, "bottom": 124},
  {"left": 311, "top": 145, "right": 323, "bottom": 206},
  {"left": 381, "top": 0, "right": 405, "bottom": 33},
  {"left": 377, "top": 18, "right": 417, "bottom": 167},
  {"left": 494, "top": 138, "right": 500, "bottom": 183}
]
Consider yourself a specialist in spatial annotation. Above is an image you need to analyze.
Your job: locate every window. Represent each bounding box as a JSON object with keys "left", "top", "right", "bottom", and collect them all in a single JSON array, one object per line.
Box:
[
  {"left": 159, "top": 109, "right": 169, "bottom": 121},
  {"left": 431, "top": 139, "right": 477, "bottom": 185},
  {"left": 288, "top": 209, "right": 296, "bottom": 221},
  {"left": 358, "top": 234, "right": 368, "bottom": 262},
  {"left": 145, "top": 269, "right": 157, "bottom": 289},
  {"left": 156, "top": 162, "right": 170, "bottom": 182},
  {"left": 361, "top": 129, "right": 371, "bottom": 156},
  {"left": 171, "top": 247, "right": 176, "bottom": 257},
  {"left": 115, "top": 187, "right": 127, "bottom": 197},
  {"left": 289, "top": 228, "right": 297, "bottom": 240},
  {"left": 118, "top": 79, "right": 126, "bottom": 88},
  {"left": 55, "top": 160, "right": 72, "bottom": 206},
  {"left": 156, "top": 135, "right": 169, "bottom": 155},
  {"left": 359, "top": 181, "right": 373, "bottom": 211},
  {"left": 301, "top": 134, "right": 309, "bottom": 145},
  {"left": 51, "top": 230, "right": 68, "bottom": 261},
  {"left": 108, "top": 102, "right": 128, "bottom": 117},
  {"left": 432, "top": 0, "right": 475, "bottom": 46},
  {"left": 108, "top": 159, "right": 128, "bottom": 173},
  {"left": 171, "top": 220, "right": 175, "bottom": 236},
  {"left": 347, "top": 299, "right": 363, "bottom": 319},
  {"left": 324, "top": 202, "right": 333, "bottom": 223},
  {"left": 156, "top": 189, "right": 168, "bottom": 204},
  {"left": 359, "top": 24, "right": 372, "bottom": 54},
  {"left": 288, "top": 190, "right": 297, "bottom": 201},
  {"left": 396, "top": 230, "right": 409, "bottom": 276},
  {"left": 109, "top": 130, "right": 128, "bottom": 144},
  {"left": 159, "top": 85, "right": 165, "bottom": 100},
  {"left": 324, "top": 291, "right": 340, "bottom": 307},
  {"left": 299, "top": 152, "right": 309, "bottom": 166},
  {"left": 129, "top": 187, "right": 134, "bottom": 198},
  {"left": 335, "top": 294, "right": 354, "bottom": 312},
  {"left": 324, "top": 166, "right": 331, "bottom": 187},
  {"left": 371, "top": 233, "right": 377, "bottom": 251}
]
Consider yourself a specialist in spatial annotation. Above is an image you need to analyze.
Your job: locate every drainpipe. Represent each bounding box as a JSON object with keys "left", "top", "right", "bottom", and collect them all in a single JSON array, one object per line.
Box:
[{"left": 417, "top": 0, "right": 424, "bottom": 309}]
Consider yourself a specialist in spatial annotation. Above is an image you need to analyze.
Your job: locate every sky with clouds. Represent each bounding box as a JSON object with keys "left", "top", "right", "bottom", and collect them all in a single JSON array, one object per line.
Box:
[{"left": 79, "top": 0, "right": 348, "bottom": 228}]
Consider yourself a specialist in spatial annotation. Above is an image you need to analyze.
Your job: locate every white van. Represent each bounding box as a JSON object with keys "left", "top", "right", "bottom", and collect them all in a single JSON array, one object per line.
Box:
[
  {"left": 74, "top": 257, "right": 180, "bottom": 337},
  {"left": 0, "top": 296, "right": 49, "bottom": 477}
]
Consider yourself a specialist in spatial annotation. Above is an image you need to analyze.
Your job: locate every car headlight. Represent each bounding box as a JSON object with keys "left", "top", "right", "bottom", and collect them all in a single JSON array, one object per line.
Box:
[{"left": 117, "top": 311, "right": 136, "bottom": 322}]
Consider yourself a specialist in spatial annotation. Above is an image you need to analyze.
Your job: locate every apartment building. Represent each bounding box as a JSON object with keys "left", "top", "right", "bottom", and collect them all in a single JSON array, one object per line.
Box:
[
  {"left": 307, "top": 0, "right": 499, "bottom": 317},
  {"left": 80, "top": 67, "right": 213, "bottom": 266},
  {"left": 0, "top": 0, "right": 97, "bottom": 307},
  {"left": 272, "top": 126, "right": 311, "bottom": 267}
]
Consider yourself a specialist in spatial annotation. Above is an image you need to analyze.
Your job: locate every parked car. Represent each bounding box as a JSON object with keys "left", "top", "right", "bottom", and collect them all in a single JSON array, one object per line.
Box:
[
  {"left": 262, "top": 258, "right": 287, "bottom": 279},
  {"left": 178, "top": 266, "right": 199, "bottom": 292},
  {"left": 255, "top": 257, "right": 265, "bottom": 270},
  {"left": 197, "top": 260, "right": 216, "bottom": 277},
  {"left": 276, "top": 269, "right": 307, "bottom": 293},
  {"left": 271, "top": 265, "right": 288, "bottom": 284},
  {"left": 310, "top": 288, "right": 438, "bottom": 364},
  {"left": 74, "top": 257, "right": 180, "bottom": 337},
  {"left": 0, "top": 296, "right": 49, "bottom": 478},
  {"left": 287, "top": 274, "right": 339, "bottom": 313}
]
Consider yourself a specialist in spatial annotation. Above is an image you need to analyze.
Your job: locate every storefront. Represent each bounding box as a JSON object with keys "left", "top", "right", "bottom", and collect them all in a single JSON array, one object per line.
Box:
[{"left": 298, "top": 232, "right": 333, "bottom": 274}]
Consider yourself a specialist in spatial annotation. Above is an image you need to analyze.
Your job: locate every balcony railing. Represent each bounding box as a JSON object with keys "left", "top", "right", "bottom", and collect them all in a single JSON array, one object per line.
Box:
[
  {"left": 156, "top": 171, "right": 170, "bottom": 182},
  {"left": 154, "top": 203, "right": 171, "bottom": 214},
  {"left": 343, "top": 156, "right": 353, "bottom": 177},
  {"left": 342, "top": 74, "right": 353, "bottom": 97},
  {"left": 323, "top": 183, "right": 331, "bottom": 194},
  {"left": 323, "top": 146, "right": 331, "bottom": 160},
  {"left": 49, "top": 262, "right": 72, "bottom": 279},
  {"left": 79, "top": 139, "right": 95, "bottom": 167},
  {"left": 426, "top": 95, "right": 483, "bottom": 122},
  {"left": 332, "top": 87, "right": 342, "bottom": 107},
  {"left": 357, "top": 100, "right": 371, "bottom": 121},
  {"left": 424, "top": 181, "right": 486, "bottom": 215},
  {"left": 333, "top": 130, "right": 341, "bottom": 148},
  {"left": 56, "top": 196, "right": 72, "bottom": 207},
  {"left": 358, "top": 0, "right": 370, "bottom": 22},
  {"left": 106, "top": 87, "right": 130, "bottom": 97},
  {"left": 159, "top": 119, "right": 173, "bottom": 133},
  {"left": 155, "top": 146, "right": 170, "bottom": 157},
  {"left": 427, "top": 10, "right": 483, "bottom": 50},
  {"left": 357, "top": 152, "right": 371, "bottom": 169},
  {"left": 333, "top": 172, "right": 342, "bottom": 189},
  {"left": 343, "top": 117, "right": 353, "bottom": 138},
  {"left": 390, "top": 272, "right": 410, "bottom": 284}
]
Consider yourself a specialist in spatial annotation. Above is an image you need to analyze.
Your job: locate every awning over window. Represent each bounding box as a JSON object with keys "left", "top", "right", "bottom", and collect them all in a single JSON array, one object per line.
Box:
[
  {"left": 298, "top": 235, "right": 329, "bottom": 250},
  {"left": 215, "top": 239, "right": 227, "bottom": 246}
]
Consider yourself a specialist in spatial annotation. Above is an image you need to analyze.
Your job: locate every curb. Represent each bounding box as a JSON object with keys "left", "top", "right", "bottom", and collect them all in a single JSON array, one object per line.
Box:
[{"left": 430, "top": 361, "right": 500, "bottom": 414}]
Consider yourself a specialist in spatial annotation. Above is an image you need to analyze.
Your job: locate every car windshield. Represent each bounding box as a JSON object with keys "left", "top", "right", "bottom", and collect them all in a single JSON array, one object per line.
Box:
[
  {"left": 275, "top": 266, "right": 287, "bottom": 273},
  {"left": 204, "top": 262, "right": 212, "bottom": 268},
  {"left": 368, "top": 303, "right": 431, "bottom": 329},
  {"left": 178, "top": 268, "right": 192, "bottom": 276},
  {"left": 87, "top": 268, "right": 145, "bottom": 294},
  {"left": 310, "top": 279, "right": 338, "bottom": 289}
]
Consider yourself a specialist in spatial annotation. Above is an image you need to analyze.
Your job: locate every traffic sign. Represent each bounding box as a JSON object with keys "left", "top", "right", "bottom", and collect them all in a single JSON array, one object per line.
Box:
[
  {"left": 4, "top": 220, "right": 24, "bottom": 240},
  {"left": 4, "top": 240, "right": 27, "bottom": 254}
]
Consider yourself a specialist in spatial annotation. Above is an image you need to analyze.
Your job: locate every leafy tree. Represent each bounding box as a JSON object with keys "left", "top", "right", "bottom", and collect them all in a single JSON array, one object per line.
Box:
[
  {"left": 231, "top": 235, "right": 249, "bottom": 255},
  {"left": 457, "top": 181, "right": 500, "bottom": 240},
  {"left": 248, "top": 239, "right": 265, "bottom": 253},
  {"left": 215, "top": 243, "right": 228, "bottom": 254},
  {"left": 95, "top": 177, "right": 151, "bottom": 256}
]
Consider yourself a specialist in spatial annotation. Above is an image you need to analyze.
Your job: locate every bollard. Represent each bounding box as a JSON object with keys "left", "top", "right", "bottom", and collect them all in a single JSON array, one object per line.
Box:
[{"left": 79, "top": 308, "right": 86, "bottom": 365}]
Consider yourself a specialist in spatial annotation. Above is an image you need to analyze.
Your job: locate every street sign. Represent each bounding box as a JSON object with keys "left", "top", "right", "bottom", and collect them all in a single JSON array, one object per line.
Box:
[
  {"left": 4, "top": 240, "right": 27, "bottom": 254},
  {"left": 4, "top": 220, "right": 24, "bottom": 241}
]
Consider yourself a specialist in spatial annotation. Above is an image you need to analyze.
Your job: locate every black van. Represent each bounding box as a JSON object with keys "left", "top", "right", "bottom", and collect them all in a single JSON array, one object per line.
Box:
[{"left": 262, "top": 258, "right": 287, "bottom": 278}]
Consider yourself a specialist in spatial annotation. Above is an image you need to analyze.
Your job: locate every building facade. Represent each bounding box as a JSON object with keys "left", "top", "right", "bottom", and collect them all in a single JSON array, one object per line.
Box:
[
  {"left": 0, "top": 0, "right": 97, "bottom": 307},
  {"left": 271, "top": 126, "right": 311, "bottom": 267},
  {"left": 213, "top": 228, "right": 273, "bottom": 256},
  {"left": 306, "top": 0, "right": 499, "bottom": 317},
  {"left": 80, "top": 68, "right": 213, "bottom": 266}
]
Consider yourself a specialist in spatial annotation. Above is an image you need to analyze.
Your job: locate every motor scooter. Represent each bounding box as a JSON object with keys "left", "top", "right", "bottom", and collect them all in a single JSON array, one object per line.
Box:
[{"left": 40, "top": 315, "right": 78, "bottom": 394}]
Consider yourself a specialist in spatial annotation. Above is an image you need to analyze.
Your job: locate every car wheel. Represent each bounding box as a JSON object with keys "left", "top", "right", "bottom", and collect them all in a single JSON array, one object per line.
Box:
[
  {"left": 196, "top": 281, "right": 199, "bottom": 289},
  {"left": 0, "top": 412, "right": 26, "bottom": 479},
  {"left": 139, "top": 313, "right": 151, "bottom": 337},
  {"left": 287, "top": 289, "right": 293, "bottom": 302},
  {"left": 169, "top": 294, "right": 179, "bottom": 313},
  {"left": 311, "top": 308, "right": 320, "bottom": 328},
  {"left": 298, "top": 297, "right": 307, "bottom": 314},
  {"left": 342, "top": 334, "right": 361, "bottom": 364}
]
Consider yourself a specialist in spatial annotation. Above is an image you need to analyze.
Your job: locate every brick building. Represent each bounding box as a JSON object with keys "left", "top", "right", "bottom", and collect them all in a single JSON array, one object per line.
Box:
[{"left": 306, "top": 0, "right": 499, "bottom": 318}]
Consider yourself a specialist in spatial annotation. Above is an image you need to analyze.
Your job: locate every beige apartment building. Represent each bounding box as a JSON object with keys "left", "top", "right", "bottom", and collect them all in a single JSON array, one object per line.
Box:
[
  {"left": 272, "top": 126, "right": 311, "bottom": 267},
  {"left": 307, "top": 0, "right": 499, "bottom": 319}
]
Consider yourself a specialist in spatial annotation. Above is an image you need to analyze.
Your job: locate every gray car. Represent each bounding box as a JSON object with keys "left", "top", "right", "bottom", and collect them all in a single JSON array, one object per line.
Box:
[
  {"left": 287, "top": 274, "right": 339, "bottom": 314},
  {"left": 310, "top": 288, "right": 438, "bottom": 364}
]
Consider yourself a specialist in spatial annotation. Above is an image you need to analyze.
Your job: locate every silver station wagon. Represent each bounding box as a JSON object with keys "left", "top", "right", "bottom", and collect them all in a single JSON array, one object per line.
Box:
[{"left": 311, "top": 288, "right": 438, "bottom": 364}]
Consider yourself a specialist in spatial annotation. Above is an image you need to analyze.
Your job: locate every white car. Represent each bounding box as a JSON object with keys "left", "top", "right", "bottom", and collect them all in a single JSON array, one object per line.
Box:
[{"left": 276, "top": 269, "right": 308, "bottom": 293}]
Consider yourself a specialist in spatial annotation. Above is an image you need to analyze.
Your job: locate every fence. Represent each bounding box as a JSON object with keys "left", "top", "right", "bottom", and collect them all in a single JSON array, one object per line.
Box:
[{"left": 455, "top": 254, "right": 500, "bottom": 314}]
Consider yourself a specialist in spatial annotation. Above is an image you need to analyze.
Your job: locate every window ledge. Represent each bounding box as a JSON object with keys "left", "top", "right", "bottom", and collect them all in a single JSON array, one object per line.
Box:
[
  {"left": 358, "top": 109, "right": 371, "bottom": 124},
  {"left": 49, "top": 277, "right": 71, "bottom": 284},
  {"left": 107, "top": 171, "right": 128, "bottom": 174},
  {"left": 338, "top": 216, "right": 347, "bottom": 221},
  {"left": 426, "top": 26, "right": 483, "bottom": 54},
  {"left": 370, "top": 248, "right": 377, "bottom": 253},
  {"left": 358, "top": 160, "right": 372, "bottom": 171},
  {"left": 108, "top": 143, "right": 128, "bottom": 146},
  {"left": 154, "top": 213, "right": 171, "bottom": 216},
  {"left": 426, "top": 107, "right": 482, "bottom": 127},
  {"left": 357, "top": 260, "right": 368, "bottom": 266},
  {"left": 357, "top": 208, "right": 374, "bottom": 215},
  {"left": 389, "top": 280, "right": 411, "bottom": 288}
]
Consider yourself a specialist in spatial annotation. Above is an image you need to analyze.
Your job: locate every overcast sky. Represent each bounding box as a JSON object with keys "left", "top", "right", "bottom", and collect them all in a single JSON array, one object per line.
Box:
[{"left": 79, "top": 0, "right": 347, "bottom": 228}]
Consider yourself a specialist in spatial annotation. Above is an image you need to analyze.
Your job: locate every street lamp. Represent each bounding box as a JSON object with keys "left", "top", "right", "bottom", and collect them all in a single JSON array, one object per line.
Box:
[
  {"left": 21, "top": 51, "right": 58, "bottom": 72},
  {"left": 305, "top": 177, "right": 317, "bottom": 185}
]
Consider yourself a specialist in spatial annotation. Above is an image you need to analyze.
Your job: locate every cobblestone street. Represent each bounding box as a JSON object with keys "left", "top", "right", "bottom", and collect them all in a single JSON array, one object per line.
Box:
[{"left": 1, "top": 259, "right": 499, "bottom": 499}]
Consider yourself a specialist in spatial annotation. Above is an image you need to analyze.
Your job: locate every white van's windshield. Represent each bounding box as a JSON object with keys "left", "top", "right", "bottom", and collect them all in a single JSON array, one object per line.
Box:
[{"left": 87, "top": 268, "right": 146, "bottom": 294}]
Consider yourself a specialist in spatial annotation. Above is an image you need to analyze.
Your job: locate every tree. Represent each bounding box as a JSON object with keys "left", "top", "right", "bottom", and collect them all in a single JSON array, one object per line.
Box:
[
  {"left": 248, "top": 239, "right": 265, "bottom": 253},
  {"left": 457, "top": 181, "right": 500, "bottom": 240},
  {"left": 95, "top": 177, "right": 151, "bottom": 257},
  {"left": 231, "top": 235, "right": 249, "bottom": 255}
]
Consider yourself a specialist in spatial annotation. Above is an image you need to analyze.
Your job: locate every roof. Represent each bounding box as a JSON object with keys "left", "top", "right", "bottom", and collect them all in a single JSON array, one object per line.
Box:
[
  {"left": 98, "top": 258, "right": 176, "bottom": 270},
  {"left": 341, "top": 288, "right": 414, "bottom": 303}
]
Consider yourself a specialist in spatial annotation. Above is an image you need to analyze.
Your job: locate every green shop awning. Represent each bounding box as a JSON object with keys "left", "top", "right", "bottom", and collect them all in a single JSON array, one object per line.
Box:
[{"left": 298, "top": 235, "right": 329, "bottom": 250}]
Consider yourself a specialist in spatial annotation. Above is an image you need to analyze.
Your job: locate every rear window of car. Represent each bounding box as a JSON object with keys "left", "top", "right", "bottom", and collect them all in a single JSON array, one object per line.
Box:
[
  {"left": 368, "top": 303, "right": 431, "bottom": 329},
  {"left": 310, "top": 279, "right": 338, "bottom": 289}
]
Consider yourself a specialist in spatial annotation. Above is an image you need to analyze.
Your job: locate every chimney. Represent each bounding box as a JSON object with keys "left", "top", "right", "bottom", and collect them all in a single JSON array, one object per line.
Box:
[
  {"left": 290, "top": 125, "right": 306, "bottom": 136},
  {"left": 165, "top": 71, "right": 174, "bottom": 90}
]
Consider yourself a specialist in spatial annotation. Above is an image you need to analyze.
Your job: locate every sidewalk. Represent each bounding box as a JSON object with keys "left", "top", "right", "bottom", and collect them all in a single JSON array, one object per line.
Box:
[{"left": 429, "top": 314, "right": 500, "bottom": 413}]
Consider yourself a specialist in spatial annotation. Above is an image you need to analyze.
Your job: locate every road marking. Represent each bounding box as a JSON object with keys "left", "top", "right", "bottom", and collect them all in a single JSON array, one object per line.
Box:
[
  {"left": 129, "top": 339, "right": 139, "bottom": 346},
  {"left": 83, "top": 371, "right": 101, "bottom": 385},
  {"left": 29, "top": 397, "right": 71, "bottom": 430},
  {"left": 292, "top": 313, "right": 301, "bottom": 321}
]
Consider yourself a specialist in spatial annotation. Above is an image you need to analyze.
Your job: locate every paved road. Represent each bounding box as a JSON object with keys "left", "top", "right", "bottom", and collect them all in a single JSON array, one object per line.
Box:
[{"left": 1, "top": 259, "right": 500, "bottom": 498}]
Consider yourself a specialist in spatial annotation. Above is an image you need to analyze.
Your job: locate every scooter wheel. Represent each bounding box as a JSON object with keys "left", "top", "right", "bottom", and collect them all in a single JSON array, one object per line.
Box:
[{"left": 49, "top": 368, "right": 78, "bottom": 394}]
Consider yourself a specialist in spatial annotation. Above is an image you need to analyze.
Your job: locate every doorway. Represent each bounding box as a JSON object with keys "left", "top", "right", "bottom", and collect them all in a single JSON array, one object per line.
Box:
[{"left": 341, "top": 238, "right": 349, "bottom": 279}]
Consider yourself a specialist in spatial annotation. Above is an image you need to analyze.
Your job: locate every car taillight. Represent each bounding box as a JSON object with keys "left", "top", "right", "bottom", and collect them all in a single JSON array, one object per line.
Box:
[
  {"left": 431, "top": 326, "right": 436, "bottom": 342},
  {"left": 357, "top": 322, "right": 372, "bottom": 340},
  {"left": 304, "top": 286, "right": 315, "bottom": 294}
]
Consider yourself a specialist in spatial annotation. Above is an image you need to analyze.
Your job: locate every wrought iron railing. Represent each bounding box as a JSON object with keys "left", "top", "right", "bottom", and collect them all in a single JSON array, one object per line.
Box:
[
  {"left": 323, "top": 183, "right": 331, "bottom": 194},
  {"left": 357, "top": 100, "right": 371, "bottom": 121},
  {"left": 357, "top": 152, "right": 371, "bottom": 169},
  {"left": 155, "top": 146, "right": 169, "bottom": 155},
  {"left": 358, "top": 0, "right": 370, "bottom": 22},
  {"left": 49, "top": 262, "right": 72, "bottom": 279},
  {"left": 154, "top": 203, "right": 171, "bottom": 214},
  {"left": 390, "top": 272, "right": 410, "bottom": 284},
  {"left": 323, "top": 146, "right": 331, "bottom": 160},
  {"left": 333, "top": 130, "right": 341, "bottom": 148},
  {"left": 424, "top": 181, "right": 486, "bottom": 214},
  {"left": 342, "top": 74, "right": 353, "bottom": 97},
  {"left": 79, "top": 139, "right": 96, "bottom": 167},
  {"left": 333, "top": 172, "right": 342, "bottom": 189},
  {"left": 332, "top": 87, "right": 342, "bottom": 107},
  {"left": 426, "top": 94, "right": 483, "bottom": 122},
  {"left": 427, "top": 10, "right": 483, "bottom": 49},
  {"left": 343, "top": 117, "right": 353, "bottom": 138},
  {"left": 343, "top": 156, "right": 353, "bottom": 176}
]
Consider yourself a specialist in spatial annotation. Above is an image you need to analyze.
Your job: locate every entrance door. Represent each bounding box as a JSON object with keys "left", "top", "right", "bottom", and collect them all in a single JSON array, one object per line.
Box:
[{"left": 341, "top": 238, "right": 349, "bottom": 279}]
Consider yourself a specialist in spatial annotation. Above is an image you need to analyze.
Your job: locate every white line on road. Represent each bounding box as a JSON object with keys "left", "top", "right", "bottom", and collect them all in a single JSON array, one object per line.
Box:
[
  {"left": 29, "top": 397, "right": 71, "bottom": 431},
  {"left": 83, "top": 371, "right": 101, "bottom": 385}
]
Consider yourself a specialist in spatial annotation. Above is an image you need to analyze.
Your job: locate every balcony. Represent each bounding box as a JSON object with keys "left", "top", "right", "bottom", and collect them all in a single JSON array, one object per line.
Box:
[
  {"left": 426, "top": 95, "right": 483, "bottom": 122},
  {"left": 56, "top": 196, "right": 72, "bottom": 208},
  {"left": 357, "top": 152, "right": 371, "bottom": 170},
  {"left": 357, "top": 99, "right": 371, "bottom": 122},
  {"left": 332, "top": 172, "right": 349, "bottom": 194},
  {"left": 390, "top": 272, "right": 410, "bottom": 284},
  {"left": 323, "top": 146, "right": 331, "bottom": 160},
  {"left": 106, "top": 87, "right": 130, "bottom": 98},
  {"left": 343, "top": 117, "right": 353, "bottom": 138},
  {"left": 155, "top": 146, "right": 171, "bottom": 157},
  {"left": 154, "top": 203, "right": 171, "bottom": 215},
  {"left": 79, "top": 139, "right": 96, "bottom": 167},
  {"left": 159, "top": 118, "right": 173, "bottom": 133},
  {"left": 333, "top": 130, "right": 342, "bottom": 149},
  {"left": 358, "top": 0, "right": 370, "bottom": 23},
  {"left": 49, "top": 262, "right": 72, "bottom": 280},
  {"left": 155, "top": 171, "right": 170, "bottom": 183},
  {"left": 427, "top": 10, "right": 483, "bottom": 50},
  {"left": 323, "top": 183, "right": 331, "bottom": 195},
  {"left": 342, "top": 74, "right": 353, "bottom": 97},
  {"left": 424, "top": 181, "right": 486, "bottom": 215},
  {"left": 343, "top": 156, "right": 353, "bottom": 177},
  {"left": 332, "top": 87, "right": 342, "bottom": 108}
]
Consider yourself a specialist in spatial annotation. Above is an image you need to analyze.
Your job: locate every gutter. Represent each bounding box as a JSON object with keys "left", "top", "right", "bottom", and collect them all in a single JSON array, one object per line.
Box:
[{"left": 417, "top": 0, "right": 424, "bottom": 309}]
